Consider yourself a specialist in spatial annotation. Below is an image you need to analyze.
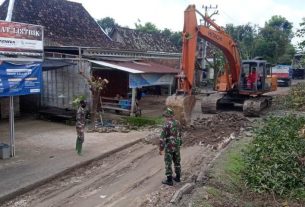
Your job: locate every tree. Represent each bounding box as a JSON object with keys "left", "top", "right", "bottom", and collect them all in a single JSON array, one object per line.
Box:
[
  {"left": 161, "top": 28, "right": 172, "bottom": 37},
  {"left": 79, "top": 72, "right": 109, "bottom": 129},
  {"left": 253, "top": 38, "right": 278, "bottom": 63},
  {"left": 134, "top": 19, "right": 159, "bottom": 33},
  {"left": 97, "top": 17, "right": 118, "bottom": 35},
  {"left": 266, "top": 15, "right": 293, "bottom": 39},
  {"left": 134, "top": 20, "right": 182, "bottom": 50},
  {"left": 296, "top": 17, "right": 305, "bottom": 50},
  {"left": 169, "top": 31, "right": 182, "bottom": 51},
  {"left": 277, "top": 43, "right": 295, "bottom": 64},
  {"left": 161, "top": 28, "right": 182, "bottom": 51},
  {"left": 255, "top": 15, "right": 294, "bottom": 64},
  {"left": 225, "top": 23, "right": 258, "bottom": 59}
]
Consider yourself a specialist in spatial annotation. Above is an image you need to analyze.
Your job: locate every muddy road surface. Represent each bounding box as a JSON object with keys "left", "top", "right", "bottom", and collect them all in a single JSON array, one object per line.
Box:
[
  {"left": 0, "top": 111, "right": 250, "bottom": 207},
  {"left": 1, "top": 142, "right": 216, "bottom": 207}
]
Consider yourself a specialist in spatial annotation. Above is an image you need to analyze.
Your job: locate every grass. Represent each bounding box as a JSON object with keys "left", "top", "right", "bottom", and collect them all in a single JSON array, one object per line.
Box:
[
  {"left": 190, "top": 132, "right": 305, "bottom": 206},
  {"left": 188, "top": 136, "right": 251, "bottom": 207},
  {"left": 122, "top": 116, "right": 163, "bottom": 127}
]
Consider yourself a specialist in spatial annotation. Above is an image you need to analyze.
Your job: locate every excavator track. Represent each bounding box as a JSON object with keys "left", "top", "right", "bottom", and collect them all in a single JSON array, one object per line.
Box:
[
  {"left": 243, "top": 96, "right": 272, "bottom": 117},
  {"left": 201, "top": 93, "right": 224, "bottom": 113}
]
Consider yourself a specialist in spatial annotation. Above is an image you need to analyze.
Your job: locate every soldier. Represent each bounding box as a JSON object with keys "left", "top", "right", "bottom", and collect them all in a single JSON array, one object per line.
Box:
[
  {"left": 159, "top": 107, "right": 182, "bottom": 186},
  {"left": 76, "top": 100, "right": 86, "bottom": 155}
]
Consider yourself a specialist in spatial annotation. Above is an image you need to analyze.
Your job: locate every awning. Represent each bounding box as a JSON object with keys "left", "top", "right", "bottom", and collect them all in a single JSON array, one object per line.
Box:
[
  {"left": 89, "top": 60, "right": 143, "bottom": 73},
  {"left": 88, "top": 60, "right": 179, "bottom": 74}
]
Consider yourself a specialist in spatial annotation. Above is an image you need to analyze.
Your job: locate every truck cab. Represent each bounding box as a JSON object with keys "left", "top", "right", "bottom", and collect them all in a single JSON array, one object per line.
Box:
[{"left": 271, "top": 65, "right": 292, "bottom": 86}]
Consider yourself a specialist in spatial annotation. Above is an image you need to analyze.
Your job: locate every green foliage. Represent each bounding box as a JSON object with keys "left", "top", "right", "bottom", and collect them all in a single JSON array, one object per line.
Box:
[
  {"left": 265, "top": 15, "right": 293, "bottom": 39},
  {"left": 273, "top": 83, "right": 305, "bottom": 110},
  {"left": 242, "top": 115, "right": 305, "bottom": 197},
  {"left": 123, "top": 116, "right": 163, "bottom": 127},
  {"left": 72, "top": 95, "right": 86, "bottom": 108},
  {"left": 135, "top": 20, "right": 182, "bottom": 50},
  {"left": 255, "top": 15, "right": 294, "bottom": 64},
  {"left": 161, "top": 28, "right": 172, "bottom": 37},
  {"left": 277, "top": 44, "right": 296, "bottom": 64},
  {"left": 168, "top": 31, "right": 182, "bottom": 50},
  {"left": 225, "top": 16, "right": 295, "bottom": 64},
  {"left": 288, "top": 83, "right": 305, "bottom": 109},
  {"left": 296, "top": 17, "right": 305, "bottom": 50},
  {"left": 225, "top": 23, "right": 258, "bottom": 59},
  {"left": 97, "top": 17, "right": 118, "bottom": 35},
  {"left": 135, "top": 20, "right": 160, "bottom": 33}
]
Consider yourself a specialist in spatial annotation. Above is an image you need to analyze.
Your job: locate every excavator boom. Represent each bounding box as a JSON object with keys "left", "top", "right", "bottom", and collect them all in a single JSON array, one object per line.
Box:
[{"left": 166, "top": 4, "right": 276, "bottom": 125}]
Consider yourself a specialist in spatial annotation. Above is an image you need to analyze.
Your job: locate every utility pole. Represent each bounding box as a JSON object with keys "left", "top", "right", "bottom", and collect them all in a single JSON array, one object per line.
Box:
[
  {"left": 201, "top": 4, "right": 218, "bottom": 82},
  {"left": 5, "top": 0, "right": 16, "bottom": 157}
]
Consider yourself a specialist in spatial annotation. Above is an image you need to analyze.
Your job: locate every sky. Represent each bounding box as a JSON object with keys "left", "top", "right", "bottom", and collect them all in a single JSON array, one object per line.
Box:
[{"left": 1, "top": 0, "right": 304, "bottom": 45}]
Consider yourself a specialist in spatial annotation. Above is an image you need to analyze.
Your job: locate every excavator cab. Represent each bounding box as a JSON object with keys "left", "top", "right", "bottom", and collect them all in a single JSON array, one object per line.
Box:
[
  {"left": 239, "top": 60, "right": 275, "bottom": 95},
  {"left": 167, "top": 4, "right": 278, "bottom": 123}
]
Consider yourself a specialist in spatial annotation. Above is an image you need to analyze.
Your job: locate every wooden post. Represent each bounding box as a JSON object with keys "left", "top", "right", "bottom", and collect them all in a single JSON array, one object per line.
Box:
[{"left": 130, "top": 88, "right": 136, "bottom": 116}]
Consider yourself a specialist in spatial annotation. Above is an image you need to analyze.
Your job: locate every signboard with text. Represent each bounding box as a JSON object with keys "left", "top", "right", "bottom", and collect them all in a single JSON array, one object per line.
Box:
[
  {"left": 0, "top": 21, "right": 44, "bottom": 58},
  {"left": 129, "top": 73, "right": 174, "bottom": 88},
  {"left": 0, "top": 61, "right": 42, "bottom": 97}
]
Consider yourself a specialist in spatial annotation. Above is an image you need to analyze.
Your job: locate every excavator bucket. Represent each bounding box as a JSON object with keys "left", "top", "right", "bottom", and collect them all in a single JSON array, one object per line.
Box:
[{"left": 165, "top": 94, "right": 196, "bottom": 126}]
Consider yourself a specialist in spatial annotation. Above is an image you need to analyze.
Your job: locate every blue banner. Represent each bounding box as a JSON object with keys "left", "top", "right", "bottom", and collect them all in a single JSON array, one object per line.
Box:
[
  {"left": 129, "top": 73, "right": 174, "bottom": 88},
  {"left": 0, "top": 61, "right": 42, "bottom": 97}
]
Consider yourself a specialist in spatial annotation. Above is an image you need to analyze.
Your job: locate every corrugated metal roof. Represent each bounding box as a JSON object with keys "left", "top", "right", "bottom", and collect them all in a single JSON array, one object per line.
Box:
[
  {"left": 89, "top": 60, "right": 143, "bottom": 74},
  {"left": 89, "top": 60, "right": 179, "bottom": 74}
]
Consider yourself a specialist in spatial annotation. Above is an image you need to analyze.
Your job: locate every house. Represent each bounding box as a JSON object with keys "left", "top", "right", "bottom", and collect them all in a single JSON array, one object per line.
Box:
[
  {"left": 0, "top": 0, "right": 181, "bottom": 118},
  {"left": 0, "top": 0, "right": 116, "bottom": 48}
]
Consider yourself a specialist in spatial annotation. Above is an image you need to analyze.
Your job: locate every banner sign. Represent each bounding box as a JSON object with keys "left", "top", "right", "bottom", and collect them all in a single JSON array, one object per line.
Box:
[
  {"left": 0, "top": 21, "right": 43, "bottom": 57},
  {"left": 129, "top": 73, "right": 174, "bottom": 88},
  {"left": 0, "top": 61, "right": 42, "bottom": 97}
]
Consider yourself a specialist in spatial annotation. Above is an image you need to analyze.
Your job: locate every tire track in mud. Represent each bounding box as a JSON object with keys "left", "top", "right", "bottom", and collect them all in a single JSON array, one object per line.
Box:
[
  {"left": 1, "top": 138, "right": 218, "bottom": 207},
  {"left": 1, "top": 143, "right": 155, "bottom": 207}
]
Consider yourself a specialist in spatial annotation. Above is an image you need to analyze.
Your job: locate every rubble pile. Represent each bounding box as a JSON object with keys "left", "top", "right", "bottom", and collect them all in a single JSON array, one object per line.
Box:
[{"left": 184, "top": 113, "right": 250, "bottom": 147}]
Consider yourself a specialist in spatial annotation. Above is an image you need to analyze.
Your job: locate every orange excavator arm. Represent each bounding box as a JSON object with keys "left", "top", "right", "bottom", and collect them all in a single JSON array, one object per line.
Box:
[
  {"left": 167, "top": 5, "right": 242, "bottom": 126},
  {"left": 179, "top": 5, "right": 198, "bottom": 93},
  {"left": 179, "top": 5, "right": 241, "bottom": 93}
]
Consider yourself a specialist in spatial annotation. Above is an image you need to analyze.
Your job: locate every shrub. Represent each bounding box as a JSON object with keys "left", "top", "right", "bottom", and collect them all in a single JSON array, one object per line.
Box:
[
  {"left": 273, "top": 83, "right": 305, "bottom": 110},
  {"left": 289, "top": 83, "right": 305, "bottom": 109},
  {"left": 242, "top": 115, "right": 305, "bottom": 197},
  {"left": 72, "top": 95, "right": 86, "bottom": 108}
]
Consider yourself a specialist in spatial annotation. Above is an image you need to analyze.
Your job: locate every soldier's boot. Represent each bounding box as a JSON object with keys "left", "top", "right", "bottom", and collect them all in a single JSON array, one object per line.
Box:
[
  {"left": 77, "top": 143, "right": 82, "bottom": 155},
  {"left": 173, "top": 173, "right": 181, "bottom": 182},
  {"left": 162, "top": 176, "right": 173, "bottom": 186}
]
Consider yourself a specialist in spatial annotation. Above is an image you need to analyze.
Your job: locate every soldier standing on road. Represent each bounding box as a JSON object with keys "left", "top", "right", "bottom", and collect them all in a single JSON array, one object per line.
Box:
[
  {"left": 76, "top": 100, "right": 86, "bottom": 155},
  {"left": 159, "top": 107, "right": 182, "bottom": 186}
]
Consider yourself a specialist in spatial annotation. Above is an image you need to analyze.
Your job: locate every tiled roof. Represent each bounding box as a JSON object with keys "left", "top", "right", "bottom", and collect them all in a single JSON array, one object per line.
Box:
[
  {"left": 110, "top": 26, "right": 180, "bottom": 53},
  {"left": 0, "top": 0, "right": 118, "bottom": 48}
]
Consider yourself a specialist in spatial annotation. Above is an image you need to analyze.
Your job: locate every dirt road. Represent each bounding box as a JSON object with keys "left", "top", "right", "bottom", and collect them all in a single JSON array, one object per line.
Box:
[
  {"left": 0, "top": 109, "right": 249, "bottom": 207},
  {"left": 3, "top": 80, "right": 301, "bottom": 207},
  {"left": 1, "top": 140, "right": 218, "bottom": 207}
]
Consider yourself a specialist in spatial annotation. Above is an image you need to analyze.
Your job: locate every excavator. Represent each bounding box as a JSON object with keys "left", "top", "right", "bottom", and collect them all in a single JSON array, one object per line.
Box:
[{"left": 166, "top": 4, "right": 277, "bottom": 126}]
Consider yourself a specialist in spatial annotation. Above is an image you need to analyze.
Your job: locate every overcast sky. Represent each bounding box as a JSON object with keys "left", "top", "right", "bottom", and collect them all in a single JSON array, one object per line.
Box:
[{"left": 1, "top": 0, "right": 304, "bottom": 44}]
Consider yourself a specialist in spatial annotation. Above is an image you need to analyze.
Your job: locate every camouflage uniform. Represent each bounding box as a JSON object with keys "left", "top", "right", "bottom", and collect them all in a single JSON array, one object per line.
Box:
[
  {"left": 160, "top": 108, "right": 182, "bottom": 183},
  {"left": 76, "top": 104, "right": 86, "bottom": 154}
]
